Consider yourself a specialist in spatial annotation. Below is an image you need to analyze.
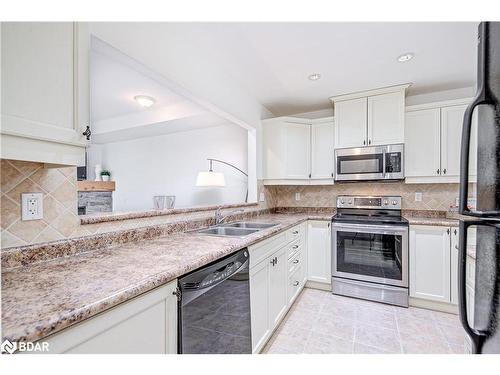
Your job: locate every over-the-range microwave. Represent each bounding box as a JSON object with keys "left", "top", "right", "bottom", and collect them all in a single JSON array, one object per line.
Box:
[{"left": 334, "top": 143, "right": 404, "bottom": 182}]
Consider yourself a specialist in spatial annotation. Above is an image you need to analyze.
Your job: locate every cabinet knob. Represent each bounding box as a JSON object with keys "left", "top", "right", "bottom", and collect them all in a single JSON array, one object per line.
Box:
[
  {"left": 443, "top": 168, "right": 447, "bottom": 174},
  {"left": 368, "top": 139, "right": 371, "bottom": 145},
  {"left": 363, "top": 140, "right": 366, "bottom": 145},
  {"left": 292, "top": 245, "right": 299, "bottom": 249},
  {"left": 293, "top": 259, "right": 299, "bottom": 264},
  {"left": 447, "top": 228, "right": 450, "bottom": 235},
  {"left": 292, "top": 230, "right": 299, "bottom": 235},
  {"left": 437, "top": 169, "right": 440, "bottom": 175},
  {"left": 293, "top": 281, "right": 299, "bottom": 286},
  {"left": 82, "top": 125, "right": 92, "bottom": 140}
]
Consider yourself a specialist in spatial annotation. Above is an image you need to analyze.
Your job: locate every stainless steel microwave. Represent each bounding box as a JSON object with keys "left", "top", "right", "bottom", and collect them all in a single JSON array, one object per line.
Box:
[{"left": 334, "top": 144, "right": 404, "bottom": 182}]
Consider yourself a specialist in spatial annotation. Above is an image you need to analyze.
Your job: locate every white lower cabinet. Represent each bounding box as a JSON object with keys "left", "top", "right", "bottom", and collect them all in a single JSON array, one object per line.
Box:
[
  {"left": 41, "top": 280, "right": 178, "bottom": 354},
  {"left": 307, "top": 220, "right": 331, "bottom": 285},
  {"left": 249, "top": 223, "right": 306, "bottom": 353},
  {"left": 410, "top": 225, "right": 461, "bottom": 306}
]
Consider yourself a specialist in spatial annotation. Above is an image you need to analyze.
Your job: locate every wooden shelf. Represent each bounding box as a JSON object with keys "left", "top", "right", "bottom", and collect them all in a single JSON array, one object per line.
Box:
[{"left": 77, "top": 180, "right": 116, "bottom": 192}]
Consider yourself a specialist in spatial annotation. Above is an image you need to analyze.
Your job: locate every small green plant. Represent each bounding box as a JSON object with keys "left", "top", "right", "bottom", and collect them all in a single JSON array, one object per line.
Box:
[{"left": 100, "top": 170, "right": 111, "bottom": 177}]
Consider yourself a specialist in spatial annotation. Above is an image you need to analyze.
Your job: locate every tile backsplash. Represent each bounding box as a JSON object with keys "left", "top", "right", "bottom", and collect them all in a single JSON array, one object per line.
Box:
[
  {"left": 266, "top": 181, "right": 474, "bottom": 211},
  {"left": 1, "top": 159, "right": 80, "bottom": 248}
]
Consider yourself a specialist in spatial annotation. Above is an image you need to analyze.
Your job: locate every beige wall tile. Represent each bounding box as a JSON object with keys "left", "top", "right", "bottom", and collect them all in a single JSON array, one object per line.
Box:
[
  {"left": 0, "top": 229, "right": 26, "bottom": 249},
  {"left": 6, "top": 178, "right": 46, "bottom": 203},
  {"left": 7, "top": 219, "right": 48, "bottom": 243},
  {"left": 30, "top": 168, "right": 66, "bottom": 193},
  {"left": 32, "top": 226, "right": 64, "bottom": 243},
  {"left": 1, "top": 195, "right": 20, "bottom": 229},
  {"left": 50, "top": 211, "right": 80, "bottom": 237},
  {"left": 7, "top": 160, "right": 42, "bottom": 177},
  {"left": 51, "top": 181, "right": 77, "bottom": 213},
  {"left": 1, "top": 160, "right": 25, "bottom": 192}
]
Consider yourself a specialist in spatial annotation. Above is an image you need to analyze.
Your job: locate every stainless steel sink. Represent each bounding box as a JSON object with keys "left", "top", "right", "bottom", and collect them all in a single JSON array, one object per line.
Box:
[
  {"left": 195, "top": 227, "right": 260, "bottom": 237},
  {"left": 224, "top": 222, "right": 278, "bottom": 229}
]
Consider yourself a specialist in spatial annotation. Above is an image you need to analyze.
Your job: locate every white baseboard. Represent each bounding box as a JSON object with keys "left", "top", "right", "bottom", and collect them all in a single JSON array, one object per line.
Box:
[
  {"left": 305, "top": 280, "right": 332, "bottom": 291},
  {"left": 409, "top": 297, "right": 458, "bottom": 314}
]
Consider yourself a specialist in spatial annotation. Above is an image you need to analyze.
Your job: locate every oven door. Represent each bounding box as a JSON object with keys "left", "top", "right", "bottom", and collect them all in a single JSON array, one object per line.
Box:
[
  {"left": 335, "top": 146, "right": 385, "bottom": 181},
  {"left": 332, "top": 222, "right": 408, "bottom": 288}
]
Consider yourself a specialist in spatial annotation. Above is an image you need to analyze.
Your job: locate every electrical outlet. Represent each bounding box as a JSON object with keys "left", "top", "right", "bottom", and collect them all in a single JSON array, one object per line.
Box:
[
  {"left": 295, "top": 192, "right": 301, "bottom": 201},
  {"left": 415, "top": 192, "right": 422, "bottom": 202},
  {"left": 259, "top": 192, "right": 265, "bottom": 202},
  {"left": 22, "top": 193, "right": 43, "bottom": 221}
]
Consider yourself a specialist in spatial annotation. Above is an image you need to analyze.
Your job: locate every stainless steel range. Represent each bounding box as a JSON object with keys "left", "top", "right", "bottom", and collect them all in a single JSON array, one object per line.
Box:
[{"left": 331, "top": 195, "right": 409, "bottom": 307}]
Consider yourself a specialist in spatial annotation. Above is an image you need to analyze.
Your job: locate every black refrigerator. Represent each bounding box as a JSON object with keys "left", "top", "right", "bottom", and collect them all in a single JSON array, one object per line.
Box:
[{"left": 459, "top": 21, "right": 500, "bottom": 354}]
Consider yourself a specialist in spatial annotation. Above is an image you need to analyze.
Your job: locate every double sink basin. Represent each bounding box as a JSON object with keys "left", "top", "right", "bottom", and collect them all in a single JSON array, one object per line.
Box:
[{"left": 195, "top": 222, "right": 278, "bottom": 237}]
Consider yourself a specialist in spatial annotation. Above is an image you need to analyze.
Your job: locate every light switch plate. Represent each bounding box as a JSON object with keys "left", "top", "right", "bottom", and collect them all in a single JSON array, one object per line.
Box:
[
  {"left": 21, "top": 193, "right": 43, "bottom": 221},
  {"left": 259, "top": 192, "right": 265, "bottom": 202},
  {"left": 415, "top": 192, "right": 422, "bottom": 202},
  {"left": 295, "top": 192, "right": 301, "bottom": 201}
]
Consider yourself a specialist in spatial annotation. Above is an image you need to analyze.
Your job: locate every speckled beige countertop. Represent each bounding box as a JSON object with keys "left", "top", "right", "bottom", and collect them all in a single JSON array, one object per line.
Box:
[{"left": 2, "top": 213, "right": 333, "bottom": 344}]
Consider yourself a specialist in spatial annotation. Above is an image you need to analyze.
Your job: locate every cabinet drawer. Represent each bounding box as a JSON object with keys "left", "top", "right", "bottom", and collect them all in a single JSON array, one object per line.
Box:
[
  {"left": 285, "top": 224, "right": 304, "bottom": 243},
  {"left": 288, "top": 266, "right": 303, "bottom": 305},
  {"left": 287, "top": 239, "right": 301, "bottom": 259},
  {"left": 288, "top": 249, "right": 302, "bottom": 275},
  {"left": 249, "top": 232, "right": 287, "bottom": 268}
]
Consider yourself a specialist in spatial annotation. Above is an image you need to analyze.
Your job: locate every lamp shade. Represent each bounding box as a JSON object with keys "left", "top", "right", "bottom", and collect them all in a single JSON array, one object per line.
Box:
[{"left": 196, "top": 171, "right": 226, "bottom": 187}]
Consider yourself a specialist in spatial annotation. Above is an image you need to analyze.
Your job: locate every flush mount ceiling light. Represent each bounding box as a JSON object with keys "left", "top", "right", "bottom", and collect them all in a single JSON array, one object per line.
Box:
[
  {"left": 397, "top": 53, "right": 414, "bottom": 62},
  {"left": 134, "top": 95, "right": 156, "bottom": 108},
  {"left": 308, "top": 73, "right": 321, "bottom": 81}
]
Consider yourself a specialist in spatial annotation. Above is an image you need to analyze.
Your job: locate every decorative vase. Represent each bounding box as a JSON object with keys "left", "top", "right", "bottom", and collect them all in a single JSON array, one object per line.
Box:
[
  {"left": 94, "top": 165, "right": 102, "bottom": 181},
  {"left": 102, "top": 175, "right": 110, "bottom": 182}
]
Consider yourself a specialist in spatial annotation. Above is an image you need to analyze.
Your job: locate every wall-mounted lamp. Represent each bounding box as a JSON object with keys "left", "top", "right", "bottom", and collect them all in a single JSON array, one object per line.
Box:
[{"left": 196, "top": 158, "right": 248, "bottom": 202}]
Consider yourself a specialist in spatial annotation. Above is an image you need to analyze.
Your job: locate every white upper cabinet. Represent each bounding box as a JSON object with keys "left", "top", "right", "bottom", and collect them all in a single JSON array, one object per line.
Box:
[
  {"left": 284, "top": 122, "right": 311, "bottom": 179},
  {"left": 334, "top": 98, "right": 367, "bottom": 148},
  {"left": 405, "top": 108, "right": 441, "bottom": 178},
  {"left": 441, "top": 104, "right": 477, "bottom": 178},
  {"left": 311, "top": 118, "right": 335, "bottom": 179},
  {"left": 262, "top": 116, "right": 334, "bottom": 184},
  {"left": 1, "top": 22, "right": 89, "bottom": 166},
  {"left": 405, "top": 100, "right": 477, "bottom": 183},
  {"left": 368, "top": 92, "right": 405, "bottom": 146},
  {"left": 331, "top": 85, "right": 408, "bottom": 149}
]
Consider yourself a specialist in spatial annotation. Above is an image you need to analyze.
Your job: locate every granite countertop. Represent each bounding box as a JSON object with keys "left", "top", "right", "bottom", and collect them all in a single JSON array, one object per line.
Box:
[
  {"left": 2, "top": 213, "right": 334, "bottom": 344},
  {"left": 403, "top": 216, "right": 459, "bottom": 227}
]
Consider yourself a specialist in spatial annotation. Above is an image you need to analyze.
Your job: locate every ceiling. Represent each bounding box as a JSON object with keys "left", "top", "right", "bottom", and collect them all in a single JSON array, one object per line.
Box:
[{"left": 185, "top": 22, "right": 478, "bottom": 116}]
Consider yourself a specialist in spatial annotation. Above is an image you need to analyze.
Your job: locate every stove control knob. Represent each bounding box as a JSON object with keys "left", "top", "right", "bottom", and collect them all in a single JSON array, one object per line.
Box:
[
  {"left": 392, "top": 200, "right": 397, "bottom": 205},
  {"left": 340, "top": 199, "right": 345, "bottom": 204},
  {"left": 348, "top": 199, "right": 353, "bottom": 205},
  {"left": 383, "top": 200, "right": 389, "bottom": 205}
]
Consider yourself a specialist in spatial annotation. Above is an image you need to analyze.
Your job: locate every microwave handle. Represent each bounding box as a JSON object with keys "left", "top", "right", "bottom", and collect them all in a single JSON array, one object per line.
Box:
[{"left": 382, "top": 148, "right": 387, "bottom": 178}]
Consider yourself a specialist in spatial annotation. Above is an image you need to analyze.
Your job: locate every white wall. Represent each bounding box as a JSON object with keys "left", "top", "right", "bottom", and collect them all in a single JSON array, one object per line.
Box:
[{"left": 90, "top": 124, "right": 248, "bottom": 212}]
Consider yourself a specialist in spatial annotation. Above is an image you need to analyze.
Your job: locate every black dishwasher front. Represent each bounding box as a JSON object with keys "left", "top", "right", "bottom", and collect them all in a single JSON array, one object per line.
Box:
[{"left": 178, "top": 248, "right": 252, "bottom": 354}]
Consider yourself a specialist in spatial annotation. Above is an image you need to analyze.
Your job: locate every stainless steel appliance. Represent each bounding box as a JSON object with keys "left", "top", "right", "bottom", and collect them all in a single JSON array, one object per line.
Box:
[
  {"left": 334, "top": 143, "right": 404, "bottom": 182},
  {"left": 331, "top": 196, "right": 409, "bottom": 307},
  {"left": 178, "top": 248, "right": 251, "bottom": 353},
  {"left": 458, "top": 22, "right": 500, "bottom": 354}
]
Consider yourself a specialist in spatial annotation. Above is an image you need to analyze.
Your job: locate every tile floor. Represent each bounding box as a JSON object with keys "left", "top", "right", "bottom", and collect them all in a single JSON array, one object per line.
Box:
[{"left": 262, "top": 288, "right": 468, "bottom": 354}]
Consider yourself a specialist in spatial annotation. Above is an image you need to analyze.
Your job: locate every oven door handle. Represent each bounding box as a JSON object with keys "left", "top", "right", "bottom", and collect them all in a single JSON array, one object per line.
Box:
[
  {"left": 331, "top": 222, "right": 408, "bottom": 235},
  {"left": 382, "top": 148, "right": 387, "bottom": 179}
]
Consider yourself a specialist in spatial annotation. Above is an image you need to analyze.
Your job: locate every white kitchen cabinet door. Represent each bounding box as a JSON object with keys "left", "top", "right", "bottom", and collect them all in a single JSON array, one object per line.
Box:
[
  {"left": 367, "top": 92, "right": 405, "bottom": 146},
  {"left": 410, "top": 226, "right": 451, "bottom": 303},
  {"left": 441, "top": 104, "right": 478, "bottom": 177},
  {"left": 1, "top": 22, "right": 89, "bottom": 165},
  {"left": 42, "top": 280, "right": 178, "bottom": 354},
  {"left": 250, "top": 258, "right": 270, "bottom": 353},
  {"left": 450, "top": 227, "right": 459, "bottom": 305},
  {"left": 334, "top": 98, "right": 368, "bottom": 148},
  {"left": 284, "top": 122, "right": 311, "bottom": 179},
  {"left": 311, "top": 118, "right": 334, "bottom": 179},
  {"left": 405, "top": 108, "right": 441, "bottom": 178},
  {"left": 307, "top": 220, "right": 331, "bottom": 284},
  {"left": 268, "top": 247, "right": 288, "bottom": 328}
]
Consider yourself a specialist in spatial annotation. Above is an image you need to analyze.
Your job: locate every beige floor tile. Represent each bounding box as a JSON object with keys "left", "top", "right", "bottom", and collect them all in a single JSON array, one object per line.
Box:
[
  {"left": 353, "top": 343, "right": 398, "bottom": 354},
  {"left": 356, "top": 307, "right": 397, "bottom": 330},
  {"left": 400, "top": 334, "right": 451, "bottom": 354},
  {"left": 354, "top": 323, "right": 402, "bottom": 353},
  {"left": 312, "top": 315, "right": 356, "bottom": 341},
  {"left": 437, "top": 323, "right": 467, "bottom": 345},
  {"left": 305, "top": 332, "right": 353, "bottom": 354},
  {"left": 396, "top": 315, "right": 442, "bottom": 338},
  {"left": 432, "top": 310, "right": 461, "bottom": 327}
]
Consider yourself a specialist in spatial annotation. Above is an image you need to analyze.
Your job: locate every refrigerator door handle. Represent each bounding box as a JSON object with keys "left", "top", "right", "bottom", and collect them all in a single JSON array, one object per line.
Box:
[{"left": 458, "top": 220, "right": 489, "bottom": 353}]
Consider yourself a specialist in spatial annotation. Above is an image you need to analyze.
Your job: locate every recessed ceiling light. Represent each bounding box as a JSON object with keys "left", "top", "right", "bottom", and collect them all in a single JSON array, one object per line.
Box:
[
  {"left": 134, "top": 95, "right": 156, "bottom": 108},
  {"left": 397, "top": 53, "right": 414, "bottom": 63},
  {"left": 308, "top": 73, "right": 321, "bottom": 81}
]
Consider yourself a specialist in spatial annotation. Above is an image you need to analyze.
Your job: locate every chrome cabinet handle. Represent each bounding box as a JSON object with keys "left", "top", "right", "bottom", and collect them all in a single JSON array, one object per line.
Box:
[
  {"left": 363, "top": 140, "right": 366, "bottom": 145},
  {"left": 292, "top": 245, "right": 299, "bottom": 249},
  {"left": 447, "top": 228, "right": 450, "bottom": 235},
  {"left": 275, "top": 257, "right": 278, "bottom": 265},
  {"left": 82, "top": 125, "right": 92, "bottom": 140},
  {"left": 292, "top": 230, "right": 299, "bottom": 235},
  {"left": 443, "top": 168, "right": 447, "bottom": 174},
  {"left": 293, "top": 259, "right": 299, "bottom": 264},
  {"left": 368, "top": 139, "right": 371, "bottom": 145},
  {"left": 270, "top": 258, "right": 275, "bottom": 266},
  {"left": 293, "top": 281, "right": 299, "bottom": 286},
  {"left": 437, "top": 168, "right": 440, "bottom": 175}
]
